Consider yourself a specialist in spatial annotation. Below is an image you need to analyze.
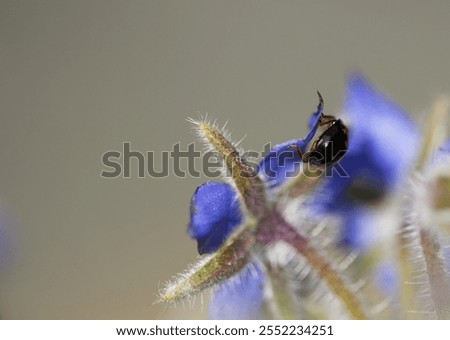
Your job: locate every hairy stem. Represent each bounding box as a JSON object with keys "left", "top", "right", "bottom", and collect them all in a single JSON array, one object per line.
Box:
[
  {"left": 195, "top": 120, "right": 266, "bottom": 217},
  {"left": 258, "top": 213, "right": 368, "bottom": 319},
  {"left": 159, "top": 227, "right": 255, "bottom": 303}
]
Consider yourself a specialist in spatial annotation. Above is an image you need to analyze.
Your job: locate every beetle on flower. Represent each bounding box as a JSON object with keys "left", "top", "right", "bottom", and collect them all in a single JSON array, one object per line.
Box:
[{"left": 159, "top": 73, "right": 450, "bottom": 320}]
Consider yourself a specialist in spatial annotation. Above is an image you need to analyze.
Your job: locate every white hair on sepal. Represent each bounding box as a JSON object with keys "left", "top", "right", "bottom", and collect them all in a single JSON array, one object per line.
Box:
[
  {"left": 399, "top": 181, "right": 438, "bottom": 319},
  {"left": 186, "top": 115, "right": 249, "bottom": 181},
  {"left": 209, "top": 260, "right": 262, "bottom": 293},
  {"left": 157, "top": 254, "right": 213, "bottom": 307},
  {"left": 234, "top": 133, "right": 248, "bottom": 148},
  {"left": 186, "top": 115, "right": 245, "bottom": 156}
]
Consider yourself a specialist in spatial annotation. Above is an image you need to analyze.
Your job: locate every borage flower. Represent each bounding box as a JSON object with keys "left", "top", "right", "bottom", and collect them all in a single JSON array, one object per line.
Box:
[{"left": 159, "top": 74, "right": 450, "bottom": 320}]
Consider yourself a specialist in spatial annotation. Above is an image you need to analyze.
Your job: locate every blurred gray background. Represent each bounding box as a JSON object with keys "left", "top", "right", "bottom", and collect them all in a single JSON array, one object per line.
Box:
[{"left": 1, "top": 0, "right": 450, "bottom": 319}]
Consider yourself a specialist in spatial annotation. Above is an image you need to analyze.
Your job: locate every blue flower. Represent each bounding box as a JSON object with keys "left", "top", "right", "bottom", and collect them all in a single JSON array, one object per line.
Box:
[
  {"left": 188, "top": 181, "right": 243, "bottom": 254},
  {"left": 308, "top": 74, "right": 420, "bottom": 249},
  {"left": 183, "top": 73, "right": 423, "bottom": 318},
  {"left": 257, "top": 74, "right": 420, "bottom": 249},
  {"left": 186, "top": 94, "right": 324, "bottom": 318},
  {"left": 188, "top": 181, "right": 266, "bottom": 319},
  {"left": 319, "top": 74, "right": 419, "bottom": 207}
]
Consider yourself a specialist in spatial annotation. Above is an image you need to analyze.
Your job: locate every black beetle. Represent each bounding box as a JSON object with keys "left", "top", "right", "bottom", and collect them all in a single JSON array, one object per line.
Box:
[{"left": 292, "top": 95, "right": 349, "bottom": 166}]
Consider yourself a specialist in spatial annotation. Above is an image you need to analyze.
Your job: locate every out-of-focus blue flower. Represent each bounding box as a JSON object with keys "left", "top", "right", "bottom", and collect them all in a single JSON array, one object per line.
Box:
[
  {"left": 312, "top": 74, "right": 420, "bottom": 212},
  {"left": 188, "top": 181, "right": 243, "bottom": 254},
  {"left": 308, "top": 74, "right": 420, "bottom": 249},
  {"left": 257, "top": 74, "right": 420, "bottom": 249},
  {"left": 209, "top": 263, "right": 265, "bottom": 319},
  {"left": 340, "top": 208, "right": 376, "bottom": 250}
]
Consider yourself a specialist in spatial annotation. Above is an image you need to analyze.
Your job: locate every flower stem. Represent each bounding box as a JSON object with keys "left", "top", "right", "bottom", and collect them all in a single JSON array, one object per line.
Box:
[
  {"left": 159, "top": 227, "right": 255, "bottom": 303},
  {"left": 258, "top": 213, "right": 368, "bottom": 320}
]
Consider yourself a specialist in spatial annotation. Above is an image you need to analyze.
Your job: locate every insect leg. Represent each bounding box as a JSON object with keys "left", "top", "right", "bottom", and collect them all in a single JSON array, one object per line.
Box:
[
  {"left": 319, "top": 114, "right": 337, "bottom": 126},
  {"left": 287, "top": 144, "right": 304, "bottom": 160},
  {"left": 302, "top": 139, "right": 319, "bottom": 163}
]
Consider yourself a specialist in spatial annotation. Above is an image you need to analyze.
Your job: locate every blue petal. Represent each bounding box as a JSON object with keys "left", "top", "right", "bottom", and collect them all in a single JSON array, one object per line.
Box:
[
  {"left": 188, "top": 182, "right": 242, "bottom": 255},
  {"left": 306, "top": 91, "right": 325, "bottom": 144},
  {"left": 340, "top": 208, "right": 376, "bottom": 250},
  {"left": 257, "top": 94, "right": 325, "bottom": 189},
  {"left": 306, "top": 74, "right": 420, "bottom": 249},
  {"left": 343, "top": 73, "right": 420, "bottom": 190},
  {"left": 258, "top": 139, "right": 306, "bottom": 188},
  {"left": 209, "top": 262, "right": 265, "bottom": 320},
  {"left": 309, "top": 74, "right": 420, "bottom": 214}
]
